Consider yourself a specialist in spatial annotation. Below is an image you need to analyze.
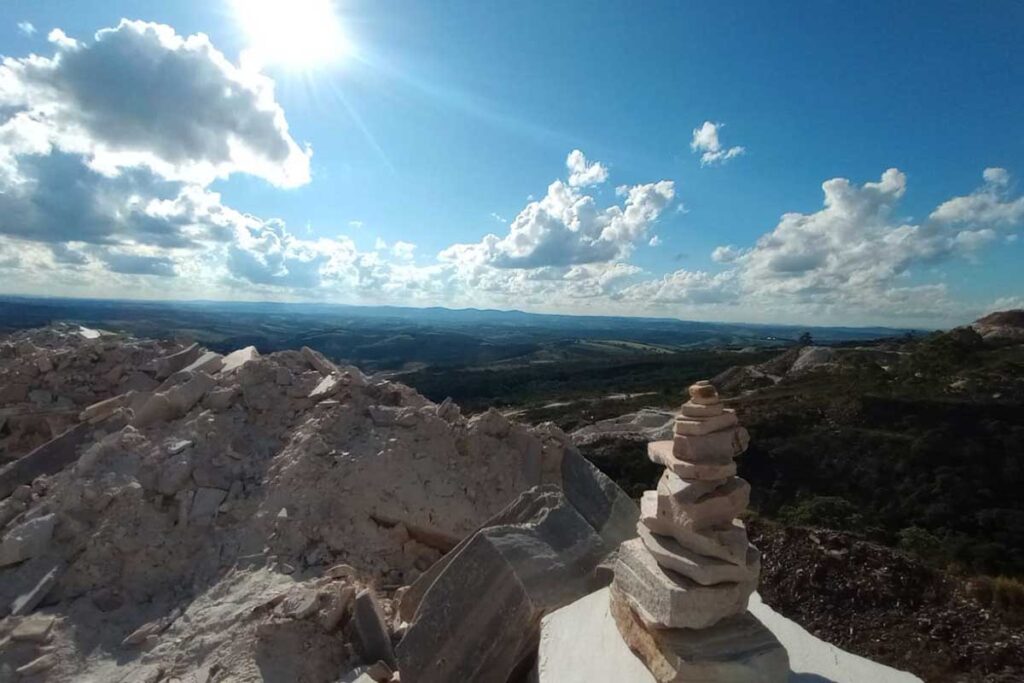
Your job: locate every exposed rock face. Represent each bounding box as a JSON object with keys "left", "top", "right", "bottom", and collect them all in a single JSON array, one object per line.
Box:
[
  {"left": 972, "top": 309, "right": 1024, "bottom": 346},
  {"left": 611, "top": 380, "right": 789, "bottom": 682},
  {"left": 0, "top": 325, "right": 583, "bottom": 682}
]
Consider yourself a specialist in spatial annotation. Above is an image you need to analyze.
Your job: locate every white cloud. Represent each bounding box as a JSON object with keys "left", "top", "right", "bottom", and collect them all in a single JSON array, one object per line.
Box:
[
  {"left": 17, "top": 22, "right": 36, "bottom": 36},
  {"left": 566, "top": 149, "right": 609, "bottom": 187},
  {"left": 1, "top": 20, "right": 310, "bottom": 187},
  {"left": 441, "top": 154, "right": 674, "bottom": 269},
  {"left": 690, "top": 121, "right": 745, "bottom": 167},
  {"left": 391, "top": 240, "right": 416, "bottom": 262},
  {"left": 930, "top": 168, "right": 1024, "bottom": 228},
  {"left": 711, "top": 245, "right": 742, "bottom": 263},
  {"left": 648, "top": 235, "right": 662, "bottom": 247},
  {"left": 348, "top": 220, "right": 364, "bottom": 230}
]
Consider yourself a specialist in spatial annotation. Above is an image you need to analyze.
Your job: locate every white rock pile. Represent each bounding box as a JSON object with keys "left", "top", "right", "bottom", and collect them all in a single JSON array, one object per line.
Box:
[{"left": 609, "top": 380, "right": 789, "bottom": 682}]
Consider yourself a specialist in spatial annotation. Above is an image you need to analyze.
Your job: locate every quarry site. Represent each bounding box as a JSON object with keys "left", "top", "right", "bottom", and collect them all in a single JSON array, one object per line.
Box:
[{"left": 1, "top": 316, "right": 1021, "bottom": 683}]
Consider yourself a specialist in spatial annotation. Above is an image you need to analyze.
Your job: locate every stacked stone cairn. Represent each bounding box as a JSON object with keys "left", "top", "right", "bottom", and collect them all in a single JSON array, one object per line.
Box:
[{"left": 609, "top": 380, "right": 789, "bottom": 682}]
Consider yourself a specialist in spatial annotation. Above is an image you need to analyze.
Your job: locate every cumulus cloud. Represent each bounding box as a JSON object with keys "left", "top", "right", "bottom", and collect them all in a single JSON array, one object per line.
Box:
[
  {"left": 441, "top": 153, "right": 674, "bottom": 269},
  {"left": 566, "top": 149, "right": 609, "bottom": 187},
  {"left": 0, "top": 19, "right": 310, "bottom": 187},
  {"left": 711, "top": 245, "right": 742, "bottom": 263},
  {"left": 17, "top": 22, "right": 36, "bottom": 36},
  {"left": 930, "top": 168, "right": 1024, "bottom": 228},
  {"left": 690, "top": 121, "right": 745, "bottom": 167},
  {"left": 100, "top": 250, "right": 177, "bottom": 277}
]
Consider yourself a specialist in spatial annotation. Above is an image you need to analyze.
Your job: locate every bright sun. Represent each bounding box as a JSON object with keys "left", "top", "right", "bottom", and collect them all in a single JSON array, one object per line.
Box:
[{"left": 232, "top": 0, "right": 349, "bottom": 69}]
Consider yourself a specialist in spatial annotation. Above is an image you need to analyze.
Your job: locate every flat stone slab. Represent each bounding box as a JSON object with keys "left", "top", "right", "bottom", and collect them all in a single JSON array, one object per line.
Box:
[
  {"left": 648, "top": 441, "right": 737, "bottom": 481},
  {"left": 610, "top": 583, "right": 788, "bottom": 683},
  {"left": 638, "top": 525, "right": 759, "bottom": 587},
  {"left": 535, "top": 587, "right": 923, "bottom": 683},
  {"left": 680, "top": 401, "right": 724, "bottom": 418},
  {"left": 654, "top": 471, "right": 750, "bottom": 531},
  {"left": 641, "top": 493, "right": 749, "bottom": 566},
  {"left": 220, "top": 346, "right": 259, "bottom": 374},
  {"left": 674, "top": 410, "right": 738, "bottom": 436},
  {"left": 612, "top": 539, "right": 754, "bottom": 630},
  {"left": 673, "top": 426, "right": 749, "bottom": 463},
  {"left": 0, "top": 422, "right": 91, "bottom": 500}
]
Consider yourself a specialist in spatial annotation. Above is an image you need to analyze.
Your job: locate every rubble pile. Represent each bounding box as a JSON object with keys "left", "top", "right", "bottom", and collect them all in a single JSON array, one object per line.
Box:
[
  {"left": 609, "top": 380, "right": 789, "bottom": 682},
  {"left": 0, "top": 324, "right": 172, "bottom": 463},
  {"left": 0, "top": 325, "right": 582, "bottom": 682}
]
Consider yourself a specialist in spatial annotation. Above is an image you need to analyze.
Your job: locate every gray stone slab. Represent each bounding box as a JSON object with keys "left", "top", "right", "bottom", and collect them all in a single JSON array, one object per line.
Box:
[
  {"left": 353, "top": 589, "right": 397, "bottom": 670},
  {"left": 10, "top": 562, "right": 62, "bottom": 616},
  {"left": 612, "top": 539, "right": 755, "bottom": 630}
]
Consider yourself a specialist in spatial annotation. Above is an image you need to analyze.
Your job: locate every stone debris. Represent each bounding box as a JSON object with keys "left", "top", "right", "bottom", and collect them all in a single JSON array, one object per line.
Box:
[
  {"left": 0, "top": 513, "right": 56, "bottom": 567},
  {"left": 610, "top": 380, "right": 789, "bottom": 682},
  {"left": 9, "top": 562, "right": 62, "bottom": 616},
  {"left": 15, "top": 652, "right": 58, "bottom": 676},
  {"left": 353, "top": 589, "right": 397, "bottom": 670},
  {"left": 220, "top": 346, "right": 259, "bottom": 374}
]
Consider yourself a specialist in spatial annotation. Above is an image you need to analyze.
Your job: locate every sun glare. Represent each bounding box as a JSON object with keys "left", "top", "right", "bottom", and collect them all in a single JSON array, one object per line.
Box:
[{"left": 232, "top": 0, "right": 349, "bottom": 69}]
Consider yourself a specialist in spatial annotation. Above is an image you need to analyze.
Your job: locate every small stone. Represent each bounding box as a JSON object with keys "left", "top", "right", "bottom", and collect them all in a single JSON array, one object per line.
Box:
[
  {"left": 641, "top": 493, "right": 749, "bottom": 565},
  {"left": 688, "top": 382, "right": 719, "bottom": 404},
  {"left": 309, "top": 375, "right": 340, "bottom": 400},
  {"left": 680, "top": 400, "right": 724, "bottom": 418},
  {"left": 672, "top": 426, "right": 750, "bottom": 463},
  {"left": 673, "top": 410, "right": 738, "bottom": 436},
  {"left": 189, "top": 487, "right": 227, "bottom": 521},
  {"left": 181, "top": 350, "right": 224, "bottom": 376},
  {"left": 0, "top": 513, "right": 57, "bottom": 567},
  {"left": 647, "top": 441, "right": 737, "bottom": 481},
  {"left": 654, "top": 470, "right": 750, "bottom": 531},
  {"left": 638, "top": 524, "right": 760, "bottom": 587},
  {"left": 11, "top": 614, "right": 55, "bottom": 642},
  {"left": 16, "top": 653, "right": 57, "bottom": 676},
  {"left": 220, "top": 346, "right": 259, "bottom": 374},
  {"left": 166, "top": 439, "right": 193, "bottom": 455}
]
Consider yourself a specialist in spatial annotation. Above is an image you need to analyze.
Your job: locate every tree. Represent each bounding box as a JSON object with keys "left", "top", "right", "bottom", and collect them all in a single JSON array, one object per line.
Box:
[{"left": 798, "top": 331, "right": 814, "bottom": 346}]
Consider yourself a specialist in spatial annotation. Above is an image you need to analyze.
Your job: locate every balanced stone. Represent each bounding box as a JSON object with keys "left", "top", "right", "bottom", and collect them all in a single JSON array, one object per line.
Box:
[
  {"left": 638, "top": 525, "right": 760, "bottom": 587},
  {"left": 654, "top": 471, "right": 750, "bottom": 531},
  {"left": 680, "top": 401, "right": 725, "bottom": 418},
  {"left": 672, "top": 426, "right": 749, "bottom": 463},
  {"left": 688, "top": 382, "right": 719, "bottom": 405},
  {"left": 648, "top": 441, "right": 737, "bottom": 481},
  {"left": 612, "top": 539, "right": 755, "bottom": 630},
  {"left": 641, "top": 493, "right": 749, "bottom": 565},
  {"left": 674, "top": 410, "right": 738, "bottom": 436},
  {"left": 609, "top": 584, "right": 789, "bottom": 683}
]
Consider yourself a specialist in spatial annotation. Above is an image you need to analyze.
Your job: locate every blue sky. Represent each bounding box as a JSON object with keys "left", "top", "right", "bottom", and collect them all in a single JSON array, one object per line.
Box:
[{"left": 0, "top": 1, "right": 1021, "bottom": 326}]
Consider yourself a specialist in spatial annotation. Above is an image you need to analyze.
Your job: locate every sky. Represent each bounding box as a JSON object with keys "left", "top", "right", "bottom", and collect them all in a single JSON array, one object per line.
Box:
[{"left": 0, "top": 1, "right": 1022, "bottom": 327}]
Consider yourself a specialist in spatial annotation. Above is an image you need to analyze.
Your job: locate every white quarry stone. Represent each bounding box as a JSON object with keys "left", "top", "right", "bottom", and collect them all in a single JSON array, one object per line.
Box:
[
  {"left": 672, "top": 426, "right": 749, "bottom": 463},
  {"left": 181, "top": 351, "right": 225, "bottom": 375},
  {"left": 80, "top": 393, "right": 128, "bottom": 423},
  {"left": 0, "top": 513, "right": 56, "bottom": 567},
  {"left": 536, "top": 587, "right": 923, "bottom": 683},
  {"left": 647, "top": 441, "right": 737, "bottom": 481},
  {"left": 612, "top": 539, "right": 755, "bottom": 630},
  {"left": 641, "top": 493, "right": 749, "bottom": 565},
  {"left": 638, "top": 525, "right": 759, "bottom": 587},
  {"left": 77, "top": 326, "right": 102, "bottom": 339},
  {"left": 11, "top": 614, "right": 55, "bottom": 642},
  {"left": 220, "top": 346, "right": 259, "bottom": 374},
  {"left": 309, "top": 374, "right": 341, "bottom": 400}
]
